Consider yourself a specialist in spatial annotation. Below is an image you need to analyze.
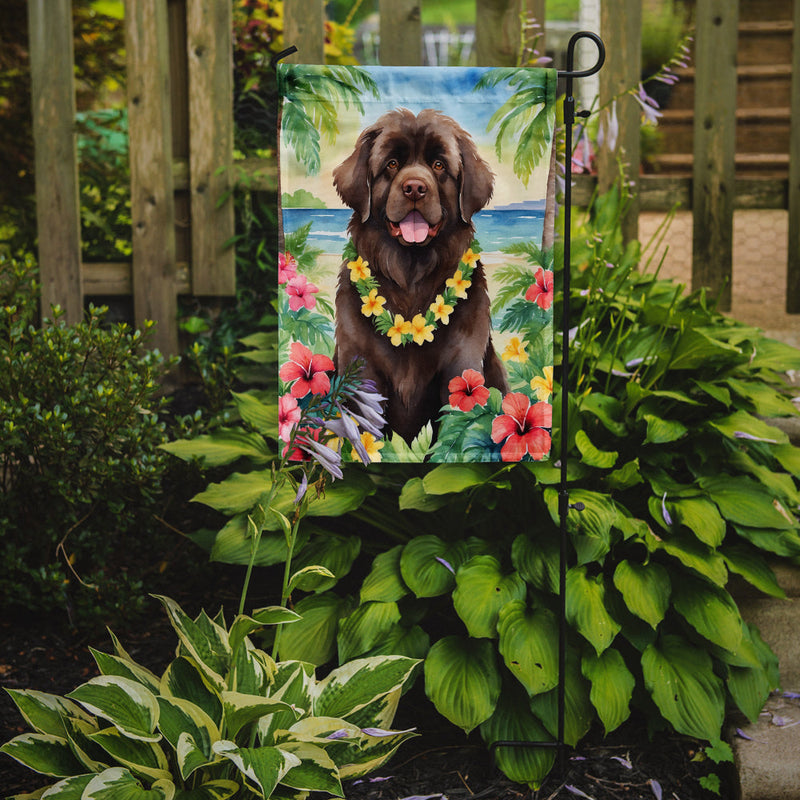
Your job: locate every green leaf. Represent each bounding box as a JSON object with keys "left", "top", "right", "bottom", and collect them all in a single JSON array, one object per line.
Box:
[
  {"left": 337, "top": 601, "right": 402, "bottom": 662},
  {"left": 82, "top": 768, "right": 174, "bottom": 799},
  {"left": 511, "top": 534, "right": 559, "bottom": 593},
  {"left": 452, "top": 556, "right": 526, "bottom": 639},
  {"left": 421, "top": 464, "right": 494, "bottom": 494},
  {"left": 654, "top": 530, "right": 728, "bottom": 586},
  {"left": 643, "top": 414, "right": 688, "bottom": 444},
  {"left": 480, "top": 681, "right": 555, "bottom": 789},
  {"left": 398, "top": 477, "right": 451, "bottom": 511},
  {"left": 580, "top": 392, "right": 627, "bottom": 436},
  {"left": 314, "top": 656, "right": 420, "bottom": 721},
  {"left": 709, "top": 409, "right": 788, "bottom": 445},
  {"left": 231, "top": 391, "right": 277, "bottom": 435},
  {"left": 566, "top": 566, "right": 621, "bottom": 655},
  {"left": 667, "top": 328, "right": 743, "bottom": 370},
  {"left": 641, "top": 634, "right": 725, "bottom": 741},
  {"left": 700, "top": 475, "right": 797, "bottom": 530},
  {"left": 67, "top": 676, "right": 160, "bottom": 742},
  {"left": 212, "top": 741, "right": 299, "bottom": 797},
  {"left": 668, "top": 497, "right": 726, "bottom": 547},
  {"left": 4, "top": 690, "right": 93, "bottom": 737},
  {"left": 89, "top": 650, "right": 161, "bottom": 694},
  {"left": 277, "top": 592, "right": 351, "bottom": 665},
  {"left": 156, "top": 696, "right": 219, "bottom": 779},
  {"left": 606, "top": 459, "right": 644, "bottom": 490},
  {"left": 424, "top": 636, "right": 501, "bottom": 733},
  {"left": 721, "top": 543, "right": 786, "bottom": 598},
  {"left": 30, "top": 773, "right": 93, "bottom": 798},
  {"left": 88, "top": 727, "right": 170, "bottom": 782},
  {"left": 360, "top": 545, "right": 409, "bottom": 603},
  {"left": 399, "top": 536, "right": 468, "bottom": 597},
  {"left": 221, "top": 692, "right": 297, "bottom": 740},
  {"left": 228, "top": 609, "right": 300, "bottom": 656},
  {"left": 497, "top": 601, "right": 558, "bottom": 696},
  {"left": 159, "top": 658, "right": 222, "bottom": 728},
  {"left": 612, "top": 560, "right": 670, "bottom": 629},
  {"left": 0, "top": 733, "right": 85, "bottom": 777},
  {"left": 276, "top": 741, "right": 343, "bottom": 796},
  {"left": 160, "top": 428, "right": 272, "bottom": 467},
  {"left": 672, "top": 575, "right": 743, "bottom": 653},
  {"left": 733, "top": 524, "right": 800, "bottom": 558},
  {"left": 581, "top": 649, "right": 635, "bottom": 734},
  {"left": 291, "top": 535, "right": 361, "bottom": 592},
  {"left": 173, "top": 780, "right": 239, "bottom": 800},
  {"left": 575, "top": 430, "right": 618, "bottom": 468}
]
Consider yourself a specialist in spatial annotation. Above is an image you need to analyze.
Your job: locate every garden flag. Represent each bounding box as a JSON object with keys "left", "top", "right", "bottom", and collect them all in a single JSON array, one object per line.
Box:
[{"left": 278, "top": 65, "right": 557, "bottom": 463}]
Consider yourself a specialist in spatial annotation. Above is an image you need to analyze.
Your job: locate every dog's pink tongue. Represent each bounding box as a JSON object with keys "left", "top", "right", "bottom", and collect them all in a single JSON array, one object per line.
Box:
[{"left": 398, "top": 211, "right": 429, "bottom": 244}]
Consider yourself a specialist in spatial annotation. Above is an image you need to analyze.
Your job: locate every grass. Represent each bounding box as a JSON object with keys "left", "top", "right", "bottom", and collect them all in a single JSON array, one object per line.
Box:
[{"left": 421, "top": 0, "right": 580, "bottom": 26}]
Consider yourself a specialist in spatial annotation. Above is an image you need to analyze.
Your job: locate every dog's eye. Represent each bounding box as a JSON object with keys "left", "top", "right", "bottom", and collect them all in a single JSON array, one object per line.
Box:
[
  {"left": 386, "top": 159, "right": 399, "bottom": 170},
  {"left": 432, "top": 160, "right": 445, "bottom": 172}
]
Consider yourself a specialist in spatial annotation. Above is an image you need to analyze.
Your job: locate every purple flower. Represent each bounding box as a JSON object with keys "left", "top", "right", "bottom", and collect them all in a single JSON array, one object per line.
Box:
[
  {"left": 348, "top": 385, "right": 387, "bottom": 436},
  {"left": 661, "top": 492, "right": 673, "bottom": 526},
  {"left": 362, "top": 726, "right": 416, "bottom": 737},
  {"left": 565, "top": 786, "right": 595, "bottom": 799},
  {"left": 326, "top": 729, "right": 351, "bottom": 740},
  {"left": 295, "top": 434, "right": 343, "bottom": 480},
  {"left": 649, "top": 779, "right": 663, "bottom": 800},
  {"left": 611, "top": 755, "right": 632, "bottom": 769},
  {"left": 734, "top": 431, "right": 779, "bottom": 444},
  {"left": 736, "top": 727, "right": 755, "bottom": 741},
  {"left": 633, "top": 83, "right": 662, "bottom": 125},
  {"left": 294, "top": 472, "right": 308, "bottom": 504},
  {"left": 597, "top": 100, "right": 619, "bottom": 153},
  {"left": 435, "top": 556, "right": 455, "bottom": 574}
]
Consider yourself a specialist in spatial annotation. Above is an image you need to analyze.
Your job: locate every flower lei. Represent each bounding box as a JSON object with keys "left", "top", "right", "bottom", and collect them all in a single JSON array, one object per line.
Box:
[{"left": 348, "top": 247, "right": 480, "bottom": 347}]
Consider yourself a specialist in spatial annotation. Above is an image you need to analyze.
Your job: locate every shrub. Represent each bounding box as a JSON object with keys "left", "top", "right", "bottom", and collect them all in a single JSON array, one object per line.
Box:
[
  {"left": 0, "top": 253, "right": 174, "bottom": 623},
  {"left": 1, "top": 595, "right": 419, "bottom": 798}
]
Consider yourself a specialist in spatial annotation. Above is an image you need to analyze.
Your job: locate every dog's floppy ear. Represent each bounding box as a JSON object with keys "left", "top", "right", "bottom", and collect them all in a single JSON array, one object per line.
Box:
[
  {"left": 457, "top": 134, "right": 494, "bottom": 223},
  {"left": 333, "top": 126, "right": 379, "bottom": 223}
]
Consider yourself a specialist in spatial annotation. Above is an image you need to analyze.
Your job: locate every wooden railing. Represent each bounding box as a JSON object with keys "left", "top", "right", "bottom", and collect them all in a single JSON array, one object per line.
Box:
[{"left": 26, "top": 0, "right": 799, "bottom": 355}]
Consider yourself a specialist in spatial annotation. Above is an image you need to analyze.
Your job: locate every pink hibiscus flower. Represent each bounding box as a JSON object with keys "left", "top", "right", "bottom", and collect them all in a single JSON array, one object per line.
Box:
[
  {"left": 278, "top": 393, "right": 302, "bottom": 442},
  {"left": 525, "top": 267, "right": 554, "bottom": 311},
  {"left": 448, "top": 369, "right": 490, "bottom": 412},
  {"left": 279, "top": 342, "right": 335, "bottom": 398},
  {"left": 491, "top": 392, "right": 552, "bottom": 462},
  {"left": 286, "top": 274, "right": 319, "bottom": 312},
  {"left": 278, "top": 252, "right": 298, "bottom": 285}
]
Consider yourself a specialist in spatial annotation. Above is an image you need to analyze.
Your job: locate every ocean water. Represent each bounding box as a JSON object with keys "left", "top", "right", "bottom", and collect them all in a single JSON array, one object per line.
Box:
[{"left": 282, "top": 207, "right": 545, "bottom": 256}]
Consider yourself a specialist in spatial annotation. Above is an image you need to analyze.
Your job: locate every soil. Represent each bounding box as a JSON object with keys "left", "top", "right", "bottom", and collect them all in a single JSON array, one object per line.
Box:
[{"left": 0, "top": 575, "right": 732, "bottom": 800}]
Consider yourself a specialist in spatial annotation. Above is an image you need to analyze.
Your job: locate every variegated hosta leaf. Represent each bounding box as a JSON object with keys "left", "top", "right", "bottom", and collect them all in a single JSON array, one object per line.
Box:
[
  {"left": 160, "top": 657, "right": 222, "bottom": 727},
  {"left": 230, "top": 641, "right": 276, "bottom": 696},
  {"left": 496, "top": 601, "right": 559, "bottom": 696},
  {"left": 612, "top": 560, "right": 670, "bottom": 629},
  {"left": 212, "top": 740, "right": 300, "bottom": 798},
  {"left": 480, "top": 682, "right": 555, "bottom": 790},
  {"left": 275, "top": 741, "right": 344, "bottom": 796},
  {"left": 641, "top": 634, "right": 725, "bottom": 741},
  {"left": 81, "top": 767, "right": 175, "bottom": 799},
  {"left": 334, "top": 726, "right": 418, "bottom": 781},
  {"left": 452, "top": 556, "right": 526, "bottom": 639},
  {"left": 66, "top": 676, "right": 160, "bottom": 742},
  {"left": 228, "top": 610, "right": 299, "bottom": 657},
  {"left": 0, "top": 732, "right": 85, "bottom": 777},
  {"left": 39, "top": 773, "right": 94, "bottom": 798},
  {"left": 61, "top": 716, "right": 107, "bottom": 773},
  {"left": 565, "top": 566, "right": 621, "bottom": 655},
  {"left": 156, "top": 696, "right": 219, "bottom": 778},
  {"left": 258, "top": 662, "right": 315, "bottom": 745},
  {"left": 154, "top": 596, "right": 231, "bottom": 690},
  {"left": 581, "top": 649, "right": 635, "bottom": 735},
  {"left": 88, "top": 727, "right": 171, "bottom": 782},
  {"left": 171, "top": 779, "right": 240, "bottom": 799},
  {"left": 90, "top": 648, "right": 161, "bottom": 694},
  {"left": 4, "top": 689, "right": 93, "bottom": 737},
  {"left": 424, "top": 636, "right": 501, "bottom": 734},
  {"left": 313, "top": 656, "right": 420, "bottom": 721},
  {"left": 221, "top": 691, "right": 298, "bottom": 740}
]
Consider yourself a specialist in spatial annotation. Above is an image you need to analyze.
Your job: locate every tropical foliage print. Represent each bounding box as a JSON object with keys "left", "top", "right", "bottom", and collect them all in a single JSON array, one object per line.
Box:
[{"left": 278, "top": 64, "right": 558, "bottom": 463}]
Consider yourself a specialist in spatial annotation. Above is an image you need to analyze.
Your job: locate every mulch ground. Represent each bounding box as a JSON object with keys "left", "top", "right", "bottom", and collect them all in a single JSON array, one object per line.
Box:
[{"left": 0, "top": 580, "right": 732, "bottom": 800}]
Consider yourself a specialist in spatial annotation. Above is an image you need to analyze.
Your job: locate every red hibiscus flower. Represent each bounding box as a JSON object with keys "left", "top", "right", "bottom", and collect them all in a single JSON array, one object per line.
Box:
[
  {"left": 278, "top": 252, "right": 298, "bottom": 285},
  {"left": 525, "top": 267, "right": 554, "bottom": 311},
  {"left": 448, "top": 369, "right": 490, "bottom": 412},
  {"left": 286, "top": 274, "right": 319, "bottom": 311},
  {"left": 491, "top": 392, "right": 552, "bottom": 462},
  {"left": 279, "top": 342, "right": 334, "bottom": 398},
  {"left": 278, "top": 393, "right": 302, "bottom": 442}
]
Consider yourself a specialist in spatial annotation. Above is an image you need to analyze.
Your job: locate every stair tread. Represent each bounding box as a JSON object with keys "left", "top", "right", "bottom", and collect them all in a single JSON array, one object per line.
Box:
[
  {"left": 738, "top": 20, "right": 794, "bottom": 33},
  {"left": 656, "top": 153, "right": 790, "bottom": 164},
  {"left": 660, "top": 107, "right": 791, "bottom": 122}
]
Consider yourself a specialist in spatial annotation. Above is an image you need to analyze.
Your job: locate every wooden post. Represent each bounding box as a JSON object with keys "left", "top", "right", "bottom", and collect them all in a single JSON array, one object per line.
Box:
[
  {"left": 598, "top": 0, "right": 641, "bottom": 244},
  {"left": 187, "top": 0, "right": 235, "bottom": 295},
  {"left": 476, "top": 0, "right": 539, "bottom": 67},
  {"left": 787, "top": 0, "right": 800, "bottom": 313},
  {"left": 126, "top": 0, "right": 178, "bottom": 355},
  {"left": 284, "top": 0, "right": 325, "bottom": 64},
  {"left": 379, "top": 0, "right": 421, "bottom": 66},
  {"left": 691, "top": 0, "right": 738, "bottom": 311},
  {"left": 28, "top": 0, "right": 83, "bottom": 324}
]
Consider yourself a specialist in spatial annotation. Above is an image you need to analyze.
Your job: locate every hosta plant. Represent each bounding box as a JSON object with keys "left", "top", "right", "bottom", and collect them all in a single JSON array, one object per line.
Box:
[{"left": 0, "top": 595, "right": 419, "bottom": 800}]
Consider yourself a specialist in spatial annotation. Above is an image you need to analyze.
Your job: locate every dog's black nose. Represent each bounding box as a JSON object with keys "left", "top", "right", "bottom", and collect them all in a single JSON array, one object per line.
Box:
[{"left": 402, "top": 179, "right": 427, "bottom": 200}]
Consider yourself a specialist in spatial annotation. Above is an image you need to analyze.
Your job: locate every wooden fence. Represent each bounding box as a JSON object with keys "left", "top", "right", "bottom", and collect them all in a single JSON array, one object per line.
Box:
[{"left": 27, "top": 0, "right": 799, "bottom": 355}]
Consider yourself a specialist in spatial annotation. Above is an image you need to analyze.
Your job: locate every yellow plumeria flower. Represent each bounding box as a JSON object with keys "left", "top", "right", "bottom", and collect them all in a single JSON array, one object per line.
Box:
[
  {"left": 461, "top": 248, "right": 480, "bottom": 268},
  {"left": 347, "top": 256, "right": 371, "bottom": 282},
  {"left": 410, "top": 314, "right": 435, "bottom": 345},
  {"left": 352, "top": 431, "right": 385, "bottom": 464},
  {"left": 446, "top": 269, "right": 471, "bottom": 299},
  {"left": 360, "top": 288, "right": 386, "bottom": 318},
  {"left": 502, "top": 336, "right": 529, "bottom": 363},
  {"left": 531, "top": 365, "right": 554, "bottom": 402},
  {"left": 388, "top": 314, "right": 412, "bottom": 346},
  {"left": 429, "top": 294, "right": 454, "bottom": 325}
]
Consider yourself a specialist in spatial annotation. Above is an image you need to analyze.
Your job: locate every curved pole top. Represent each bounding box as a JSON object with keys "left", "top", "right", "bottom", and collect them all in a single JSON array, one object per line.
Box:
[{"left": 558, "top": 31, "right": 605, "bottom": 80}]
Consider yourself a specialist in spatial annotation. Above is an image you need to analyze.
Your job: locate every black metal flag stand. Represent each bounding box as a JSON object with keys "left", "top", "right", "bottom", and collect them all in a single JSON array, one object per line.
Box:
[{"left": 490, "top": 30, "right": 605, "bottom": 776}]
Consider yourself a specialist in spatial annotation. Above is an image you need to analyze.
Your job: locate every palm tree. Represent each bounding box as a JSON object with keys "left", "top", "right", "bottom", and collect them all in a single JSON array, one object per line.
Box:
[{"left": 279, "top": 65, "right": 380, "bottom": 175}]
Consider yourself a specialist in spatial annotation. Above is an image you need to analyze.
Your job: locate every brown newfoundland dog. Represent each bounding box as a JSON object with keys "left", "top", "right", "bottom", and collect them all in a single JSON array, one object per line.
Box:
[{"left": 333, "top": 108, "right": 508, "bottom": 443}]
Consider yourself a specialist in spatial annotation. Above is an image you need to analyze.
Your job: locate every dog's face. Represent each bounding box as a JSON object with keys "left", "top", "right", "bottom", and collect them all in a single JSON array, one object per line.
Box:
[{"left": 333, "top": 109, "right": 494, "bottom": 252}]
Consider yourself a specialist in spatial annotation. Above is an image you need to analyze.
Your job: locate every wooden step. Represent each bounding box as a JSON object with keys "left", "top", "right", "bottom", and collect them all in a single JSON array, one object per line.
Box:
[
  {"left": 658, "top": 107, "right": 791, "bottom": 155},
  {"left": 649, "top": 152, "right": 789, "bottom": 178},
  {"left": 737, "top": 0, "right": 794, "bottom": 22},
  {"left": 737, "top": 20, "right": 794, "bottom": 66}
]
